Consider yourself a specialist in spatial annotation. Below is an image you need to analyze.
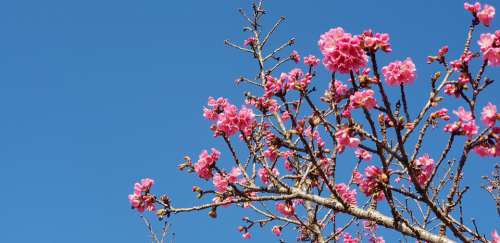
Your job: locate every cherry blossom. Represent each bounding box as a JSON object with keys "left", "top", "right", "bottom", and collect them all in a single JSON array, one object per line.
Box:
[
  {"left": 319, "top": 27, "right": 367, "bottom": 73},
  {"left": 382, "top": 58, "right": 417, "bottom": 86}
]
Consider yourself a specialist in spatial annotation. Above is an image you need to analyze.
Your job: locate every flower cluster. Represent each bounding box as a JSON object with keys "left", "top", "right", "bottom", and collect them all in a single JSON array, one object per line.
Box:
[
  {"left": 349, "top": 89, "right": 377, "bottom": 110},
  {"left": 304, "top": 55, "right": 320, "bottom": 66},
  {"left": 319, "top": 27, "right": 368, "bottom": 73},
  {"left": 203, "top": 97, "right": 256, "bottom": 137},
  {"left": 194, "top": 148, "right": 221, "bottom": 179},
  {"left": 464, "top": 2, "right": 496, "bottom": 26},
  {"left": 213, "top": 167, "right": 241, "bottom": 193},
  {"left": 353, "top": 166, "right": 386, "bottom": 201},
  {"left": 355, "top": 148, "right": 372, "bottom": 161},
  {"left": 335, "top": 183, "right": 357, "bottom": 205},
  {"left": 478, "top": 31, "right": 500, "bottom": 66},
  {"left": 444, "top": 107, "right": 478, "bottom": 138},
  {"left": 276, "top": 201, "right": 295, "bottom": 217},
  {"left": 335, "top": 126, "right": 360, "bottom": 153},
  {"left": 258, "top": 167, "right": 280, "bottom": 185},
  {"left": 382, "top": 58, "right": 417, "bottom": 86},
  {"left": 360, "top": 29, "right": 392, "bottom": 52},
  {"left": 128, "top": 178, "right": 156, "bottom": 213},
  {"left": 413, "top": 155, "right": 435, "bottom": 188}
]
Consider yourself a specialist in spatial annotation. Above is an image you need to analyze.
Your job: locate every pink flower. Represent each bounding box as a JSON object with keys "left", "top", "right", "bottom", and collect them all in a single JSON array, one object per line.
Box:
[
  {"left": 438, "top": 45, "right": 449, "bottom": 56},
  {"left": 413, "top": 154, "right": 435, "bottom": 187},
  {"left": 464, "top": 2, "right": 481, "bottom": 13},
  {"left": 370, "top": 236, "right": 386, "bottom": 243},
  {"left": 432, "top": 108, "right": 450, "bottom": 121},
  {"left": 290, "top": 50, "right": 300, "bottom": 63},
  {"left": 276, "top": 202, "right": 295, "bottom": 217},
  {"left": 481, "top": 102, "right": 497, "bottom": 127},
  {"left": 304, "top": 55, "right": 320, "bottom": 66},
  {"left": 354, "top": 166, "right": 385, "bottom": 201},
  {"left": 203, "top": 97, "right": 229, "bottom": 121},
  {"left": 128, "top": 178, "right": 156, "bottom": 213},
  {"left": 319, "top": 27, "right": 368, "bottom": 73},
  {"left": 281, "top": 111, "right": 290, "bottom": 121},
  {"left": 463, "top": 120, "right": 479, "bottom": 137},
  {"left": 286, "top": 68, "right": 312, "bottom": 91},
  {"left": 335, "top": 126, "right": 360, "bottom": 153},
  {"left": 258, "top": 167, "right": 280, "bottom": 184},
  {"left": 212, "top": 168, "right": 241, "bottom": 193},
  {"left": 272, "top": 226, "right": 282, "bottom": 236},
  {"left": 194, "top": 148, "right": 220, "bottom": 179},
  {"left": 244, "top": 37, "right": 257, "bottom": 47},
  {"left": 361, "top": 29, "right": 392, "bottom": 52},
  {"left": 478, "top": 32, "right": 500, "bottom": 66},
  {"left": 343, "top": 233, "right": 361, "bottom": 243},
  {"left": 492, "top": 230, "right": 500, "bottom": 243},
  {"left": 349, "top": 89, "right": 377, "bottom": 110},
  {"left": 474, "top": 144, "right": 497, "bottom": 157},
  {"left": 242, "top": 232, "right": 252, "bottom": 239},
  {"left": 355, "top": 148, "right": 372, "bottom": 161},
  {"left": 453, "top": 107, "right": 474, "bottom": 122},
  {"left": 382, "top": 58, "right": 417, "bottom": 86},
  {"left": 335, "top": 183, "right": 357, "bottom": 205},
  {"left": 477, "top": 4, "right": 495, "bottom": 27}
]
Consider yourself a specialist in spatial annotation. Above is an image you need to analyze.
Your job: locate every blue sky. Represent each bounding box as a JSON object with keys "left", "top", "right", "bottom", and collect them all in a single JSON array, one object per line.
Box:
[{"left": 0, "top": 0, "right": 498, "bottom": 242}]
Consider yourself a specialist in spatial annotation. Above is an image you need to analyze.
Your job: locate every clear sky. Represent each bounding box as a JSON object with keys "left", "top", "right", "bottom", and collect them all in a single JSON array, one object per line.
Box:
[{"left": 0, "top": 0, "right": 498, "bottom": 242}]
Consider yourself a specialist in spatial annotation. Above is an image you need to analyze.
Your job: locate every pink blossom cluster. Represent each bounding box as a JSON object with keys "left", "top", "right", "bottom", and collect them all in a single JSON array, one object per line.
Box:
[
  {"left": 335, "top": 126, "right": 360, "bottom": 153},
  {"left": 258, "top": 167, "right": 280, "bottom": 185},
  {"left": 343, "top": 233, "right": 361, "bottom": 243},
  {"left": 464, "top": 2, "right": 496, "bottom": 26},
  {"left": 413, "top": 155, "right": 435, "bottom": 188},
  {"left": 335, "top": 183, "right": 357, "bottom": 205},
  {"left": 492, "top": 230, "right": 500, "bottom": 243},
  {"left": 477, "top": 31, "right": 500, "bottom": 66},
  {"left": 271, "top": 225, "right": 282, "bottom": 236},
  {"left": 349, "top": 89, "right": 377, "bottom": 110},
  {"left": 203, "top": 97, "right": 256, "bottom": 137},
  {"left": 353, "top": 166, "right": 385, "bottom": 201},
  {"left": 246, "top": 96, "right": 279, "bottom": 114},
  {"left": 128, "top": 178, "right": 156, "bottom": 213},
  {"left": 304, "top": 55, "right": 320, "bottom": 66},
  {"left": 382, "top": 58, "right": 417, "bottom": 86},
  {"left": 276, "top": 201, "right": 295, "bottom": 217},
  {"left": 213, "top": 167, "right": 241, "bottom": 193},
  {"left": 305, "top": 127, "right": 326, "bottom": 148},
  {"left": 194, "top": 148, "right": 221, "bottom": 179},
  {"left": 431, "top": 108, "right": 451, "bottom": 121},
  {"left": 444, "top": 107, "right": 478, "bottom": 138},
  {"left": 355, "top": 148, "right": 372, "bottom": 161},
  {"left": 287, "top": 68, "right": 312, "bottom": 91},
  {"left": 474, "top": 127, "right": 499, "bottom": 157},
  {"left": 243, "top": 37, "right": 257, "bottom": 47},
  {"left": 360, "top": 29, "right": 392, "bottom": 52},
  {"left": 450, "top": 51, "right": 474, "bottom": 72},
  {"left": 290, "top": 50, "right": 300, "bottom": 63},
  {"left": 319, "top": 27, "right": 368, "bottom": 74},
  {"left": 481, "top": 102, "right": 498, "bottom": 127}
]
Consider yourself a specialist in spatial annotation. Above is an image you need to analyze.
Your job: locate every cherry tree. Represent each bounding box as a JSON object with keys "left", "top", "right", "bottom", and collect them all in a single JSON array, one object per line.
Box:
[{"left": 128, "top": 1, "right": 500, "bottom": 242}]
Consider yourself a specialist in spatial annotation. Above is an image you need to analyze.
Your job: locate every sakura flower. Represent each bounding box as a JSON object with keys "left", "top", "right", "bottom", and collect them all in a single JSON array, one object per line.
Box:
[
  {"left": 464, "top": 2, "right": 481, "bottom": 13},
  {"left": 212, "top": 168, "right": 241, "bottom": 193},
  {"left": 194, "top": 148, "right": 220, "bottom": 179},
  {"left": 343, "top": 233, "right": 361, "bottom": 243},
  {"left": 382, "top": 58, "right": 417, "bottom": 86},
  {"left": 453, "top": 106, "right": 474, "bottom": 122},
  {"left": 128, "top": 178, "right": 156, "bottom": 213},
  {"left": 413, "top": 154, "right": 435, "bottom": 187},
  {"left": 242, "top": 232, "right": 252, "bottom": 239},
  {"left": 335, "top": 126, "right": 360, "bottom": 153},
  {"left": 349, "top": 89, "right": 377, "bottom": 110},
  {"left": 272, "top": 226, "right": 282, "bottom": 236},
  {"left": 244, "top": 37, "right": 257, "bottom": 47},
  {"left": 319, "top": 27, "right": 368, "bottom": 73},
  {"left": 335, "top": 183, "right": 357, "bottom": 205},
  {"left": 477, "top": 31, "right": 500, "bottom": 66},
  {"left": 492, "top": 230, "right": 500, "bottom": 243},
  {"left": 481, "top": 102, "right": 497, "bottom": 127},
  {"left": 290, "top": 50, "right": 300, "bottom": 63},
  {"left": 354, "top": 166, "right": 386, "bottom": 201},
  {"left": 477, "top": 4, "right": 495, "bottom": 27},
  {"left": 361, "top": 29, "right": 392, "bottom": 52},
  {"left": 304, "top": 55, "right": 320, "bottom": 66},
  {"left": 258, "top": 167, "right": 280, "bottom": 185},
  {"left": 355, "top": 148, "right": 372, "bottom": 161},
  {"left": 276, "top": 202, "right": 295, "bottom": 217}
]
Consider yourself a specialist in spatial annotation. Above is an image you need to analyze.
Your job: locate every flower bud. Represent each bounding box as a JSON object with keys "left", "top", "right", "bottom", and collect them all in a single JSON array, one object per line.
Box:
[{"left": 208, "top": 207, "right": 217, "bottom": 218}]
